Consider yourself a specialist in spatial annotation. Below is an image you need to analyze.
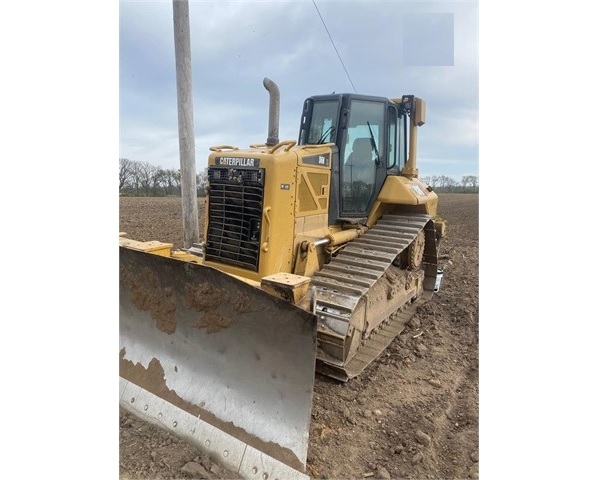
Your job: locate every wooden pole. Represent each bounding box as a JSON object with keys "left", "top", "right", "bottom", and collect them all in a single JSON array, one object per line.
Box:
[{"left": 173, "top": 0, "right": 199, "bottom": 248}]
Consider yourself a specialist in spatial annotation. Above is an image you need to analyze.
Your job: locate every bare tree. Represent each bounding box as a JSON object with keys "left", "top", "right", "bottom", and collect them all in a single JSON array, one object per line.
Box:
[
  {"left": 151, "top": 168, "right": 167, "bottom": 194},
  {"left": 128, "top": 161, "right": 142, "bottom": 194},
  {"left": 447, "top": 177, "right": 459, "bottom": 189},
  {"left": 197, "top": 167, "right": 208, "bottom": 197},
  {"left": 119, "top": 158, "right": 134, "bottom": 191},
  {"left": 464, "top": 175, "right": 478, "bottom": 188},
  {"left": 159, "top": 169, "right": 176, "bottom": 196},
  {"left": 136, "top": 161, "right": 157, "bottom": 196},
  {"left": 171, "top": 169, "right": 182, "bottom": 195},
  {"left": 435, "top": 175, "right": 459, "bottom": 190}
]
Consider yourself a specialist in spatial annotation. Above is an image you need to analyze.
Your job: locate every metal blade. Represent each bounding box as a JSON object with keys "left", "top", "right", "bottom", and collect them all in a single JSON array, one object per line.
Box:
[{"left": 119, "top": 246, "right": 317, "bottom": 479}]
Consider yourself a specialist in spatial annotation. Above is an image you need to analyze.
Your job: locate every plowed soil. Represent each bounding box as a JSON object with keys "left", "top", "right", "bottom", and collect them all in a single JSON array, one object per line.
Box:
[{"left": 119, "top": 193, "right": 479, "bottom": 480}]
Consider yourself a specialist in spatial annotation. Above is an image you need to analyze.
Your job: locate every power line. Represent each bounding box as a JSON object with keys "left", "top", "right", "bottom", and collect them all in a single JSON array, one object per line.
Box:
[{"left": 312, "top": 0, "right": 357, "bottom": 93}]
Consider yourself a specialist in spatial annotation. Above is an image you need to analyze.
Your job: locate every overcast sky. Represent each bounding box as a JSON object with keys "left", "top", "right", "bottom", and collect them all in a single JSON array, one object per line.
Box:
[{"left": 120, "top": 0, "right": 479, "bottom": 180}]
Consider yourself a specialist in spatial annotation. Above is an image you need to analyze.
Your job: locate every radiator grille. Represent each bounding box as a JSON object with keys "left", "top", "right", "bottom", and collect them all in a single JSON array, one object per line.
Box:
[{"left": 205, "top": 167, "right": 265, "bottom": 271}]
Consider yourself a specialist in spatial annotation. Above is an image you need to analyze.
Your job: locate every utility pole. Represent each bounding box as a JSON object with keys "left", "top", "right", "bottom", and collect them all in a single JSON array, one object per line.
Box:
[{"left": 173, "top": 0, "right": 199, "bottom": 248}]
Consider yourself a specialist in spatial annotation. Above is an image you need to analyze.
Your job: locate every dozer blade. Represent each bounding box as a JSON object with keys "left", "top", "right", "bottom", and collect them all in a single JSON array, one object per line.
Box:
[{"left": 119, "top": 246, "right": 317, "bottom": 479}]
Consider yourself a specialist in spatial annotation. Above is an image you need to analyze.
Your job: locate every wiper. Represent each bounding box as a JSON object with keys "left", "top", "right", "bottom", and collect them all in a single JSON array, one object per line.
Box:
[
  {"left": 316, "top": 125, "right": 335, "bottom": 144},
  {"left": 367, "top": 121, "right": 381, "bottom": 167}
]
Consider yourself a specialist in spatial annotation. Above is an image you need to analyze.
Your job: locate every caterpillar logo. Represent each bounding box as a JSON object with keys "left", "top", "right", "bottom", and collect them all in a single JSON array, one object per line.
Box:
[{"left": 216, "top": 157, "right": 260, "bottom": 167}]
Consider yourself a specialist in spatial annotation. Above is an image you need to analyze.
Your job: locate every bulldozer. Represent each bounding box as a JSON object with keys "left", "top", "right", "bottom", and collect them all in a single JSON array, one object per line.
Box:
[{"left": 119, "top": 78, "right": 446, "bottom": 480}]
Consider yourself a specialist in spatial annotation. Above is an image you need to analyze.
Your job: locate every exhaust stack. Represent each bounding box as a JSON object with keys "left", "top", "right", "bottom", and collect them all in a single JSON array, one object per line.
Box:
[{"left": 263, "top": 77, "right": 280, "bottom": 146}]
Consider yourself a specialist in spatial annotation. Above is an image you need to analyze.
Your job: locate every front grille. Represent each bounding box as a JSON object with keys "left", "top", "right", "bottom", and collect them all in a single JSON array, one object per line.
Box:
[{"left": 205, "top": 167, "right": 265, "bottom": 271}]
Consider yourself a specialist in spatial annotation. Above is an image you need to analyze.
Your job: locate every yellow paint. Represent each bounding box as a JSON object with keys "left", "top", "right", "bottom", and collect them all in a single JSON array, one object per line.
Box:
[{"left": 119, "top": 237, "right": 173, "bottom": 257}]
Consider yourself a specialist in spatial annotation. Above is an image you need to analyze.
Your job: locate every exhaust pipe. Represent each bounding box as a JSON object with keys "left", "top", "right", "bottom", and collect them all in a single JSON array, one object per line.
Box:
[{"left": 263, "top": 77, "right": 280, "bottom": 146}]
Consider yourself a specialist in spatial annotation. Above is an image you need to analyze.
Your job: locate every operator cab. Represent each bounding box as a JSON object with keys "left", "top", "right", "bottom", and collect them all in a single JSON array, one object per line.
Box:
[{"left": 298, "top": 93, "right": 409, "bottom": 223}]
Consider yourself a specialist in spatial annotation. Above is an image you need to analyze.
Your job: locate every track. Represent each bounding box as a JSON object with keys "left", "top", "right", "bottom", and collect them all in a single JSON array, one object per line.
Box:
[{"left": 311, "top": 213, "right": 439, "bottom": 381}]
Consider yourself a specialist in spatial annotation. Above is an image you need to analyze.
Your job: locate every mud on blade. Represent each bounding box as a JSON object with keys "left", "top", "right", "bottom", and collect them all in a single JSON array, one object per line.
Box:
[{"left": 119, "top": 246, "right": 317, "bottom": 479}]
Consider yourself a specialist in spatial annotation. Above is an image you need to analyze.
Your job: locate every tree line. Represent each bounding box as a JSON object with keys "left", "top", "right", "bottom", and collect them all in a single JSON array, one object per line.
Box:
[
  {"left": 119, "top": 158, "right": 208, "bottom": 197},
  {"left": 119, "top": 158, "right": 478, "bottom": 196},
  {"left": 421, "top": 175, "right": 479, "bottom": 193}
]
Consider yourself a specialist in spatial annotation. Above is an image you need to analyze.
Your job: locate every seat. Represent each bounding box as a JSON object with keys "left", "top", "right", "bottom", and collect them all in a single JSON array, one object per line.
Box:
[
  {"left": 343, "top": 137, "right": 376, "bottom": 212},
  {"left": 347, "top": 138, "right": 373, "bottom": 167}
]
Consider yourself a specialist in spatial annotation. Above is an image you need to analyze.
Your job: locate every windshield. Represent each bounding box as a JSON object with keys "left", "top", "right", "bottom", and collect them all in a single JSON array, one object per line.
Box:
[{"left": 306, "top": 100, "right": 338, "bottom": 144}]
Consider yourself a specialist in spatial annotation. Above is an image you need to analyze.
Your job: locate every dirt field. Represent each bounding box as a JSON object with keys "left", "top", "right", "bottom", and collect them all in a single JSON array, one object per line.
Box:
[{"left": 119, "top": 192, "right": 479, "bottom": 480}]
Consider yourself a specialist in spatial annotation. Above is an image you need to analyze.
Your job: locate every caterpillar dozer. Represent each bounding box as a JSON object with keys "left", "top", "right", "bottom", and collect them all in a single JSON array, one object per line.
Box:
[{"left": 119, "top": 78, "right": 446, "bottom": 480}]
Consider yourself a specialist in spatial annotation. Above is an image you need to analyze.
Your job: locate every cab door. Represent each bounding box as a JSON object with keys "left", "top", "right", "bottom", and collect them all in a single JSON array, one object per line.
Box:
[{"left": 340, "top": 98, "right": 387, "bottom": 216}]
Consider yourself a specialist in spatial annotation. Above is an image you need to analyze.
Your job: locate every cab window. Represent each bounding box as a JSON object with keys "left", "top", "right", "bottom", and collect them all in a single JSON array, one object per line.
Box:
[{"left": 341, "top": 100, "right": 385, "bottom": 213}]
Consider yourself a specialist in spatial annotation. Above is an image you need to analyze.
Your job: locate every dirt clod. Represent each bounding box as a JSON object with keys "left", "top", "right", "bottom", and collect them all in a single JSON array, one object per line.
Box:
[
  {"left": 376, "top": 465, "right": 391, "bottom": 479},
  {"left": 415, "top": 430, "right": 432, "bottom": 446},
  {"left": 180, "top": 461, "right": 208, "bottom": 477}
]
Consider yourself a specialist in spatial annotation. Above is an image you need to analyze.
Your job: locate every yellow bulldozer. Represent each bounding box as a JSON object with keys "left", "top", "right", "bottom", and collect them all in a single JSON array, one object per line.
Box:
[{"left": 119, "top": 78, "right": 446, "bottom": 480}]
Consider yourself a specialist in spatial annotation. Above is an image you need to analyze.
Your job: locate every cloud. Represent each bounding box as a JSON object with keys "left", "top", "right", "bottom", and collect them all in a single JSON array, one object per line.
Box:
[{"left": 120, "top": 0, "right": 479, "bottom": 180}]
